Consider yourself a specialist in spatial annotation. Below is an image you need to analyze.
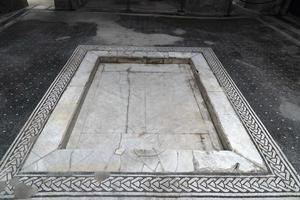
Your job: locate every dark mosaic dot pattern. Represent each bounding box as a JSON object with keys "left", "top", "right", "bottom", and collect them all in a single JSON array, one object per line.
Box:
[
  {"left": 0, "top": 19, "right": 97, "bottom": 156},
  {"left": 0, "top": 12, "right": 299, "bottom": 172}
]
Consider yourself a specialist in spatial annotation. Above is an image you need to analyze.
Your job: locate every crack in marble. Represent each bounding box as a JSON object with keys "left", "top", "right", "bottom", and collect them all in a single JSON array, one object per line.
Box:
[
  {"left": 68, "top": 151, "right": 74, "bottom": 171},
  {"left": 192, "top": 151, "right": 200, "bottom": 172},
  {"left": 233, "top": 150, "right": 267, "bottom": 172},
  {"left": 175, "top": 151, "right": 179, "bottom": 172},
  {"left": 21, "top": 149, "right": 57, "bottom": 171},
  {"left": 125, "top": 68, "right": 132, "bottom": 135}
]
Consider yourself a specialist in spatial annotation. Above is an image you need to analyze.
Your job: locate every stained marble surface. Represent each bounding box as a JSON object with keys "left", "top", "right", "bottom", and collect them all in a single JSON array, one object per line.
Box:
[{"left": 65, "top": 63, "right": 222, "bottom": 172}]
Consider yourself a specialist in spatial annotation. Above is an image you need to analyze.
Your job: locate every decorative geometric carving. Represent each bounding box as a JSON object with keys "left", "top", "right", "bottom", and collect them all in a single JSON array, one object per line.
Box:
[{"left": 0, "top": 46, "right": 299, "bottom": 198}]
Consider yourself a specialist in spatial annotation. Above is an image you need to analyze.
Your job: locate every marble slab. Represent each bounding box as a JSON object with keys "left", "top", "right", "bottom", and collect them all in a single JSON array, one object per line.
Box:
[{"left": 66, "top": 63, "right": 220, "bottom": 154}]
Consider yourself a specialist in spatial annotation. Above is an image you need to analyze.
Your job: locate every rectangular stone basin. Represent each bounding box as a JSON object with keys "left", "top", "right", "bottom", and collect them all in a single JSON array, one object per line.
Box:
[{"left": 21, "top": 50, "right": 267, "bottom": 174}]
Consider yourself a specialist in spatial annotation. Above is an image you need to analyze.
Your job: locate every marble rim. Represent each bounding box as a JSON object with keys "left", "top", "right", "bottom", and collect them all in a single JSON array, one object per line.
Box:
[
  {"left": 0, "top": 46, "right": 299, "bottom": 198},
  {"left": 20, "top": 50, "right": 267, "bottom": 174}
]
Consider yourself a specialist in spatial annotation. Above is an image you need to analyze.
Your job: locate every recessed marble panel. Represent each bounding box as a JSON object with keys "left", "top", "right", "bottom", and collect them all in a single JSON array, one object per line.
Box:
[{"left": 67, "top": 63, "right": 222, "bottom": 158}]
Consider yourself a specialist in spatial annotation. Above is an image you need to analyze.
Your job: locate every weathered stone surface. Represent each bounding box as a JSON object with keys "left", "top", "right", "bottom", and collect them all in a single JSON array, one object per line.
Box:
[
  {"left": 184, "top": 0, "right": 231, "bottom": 15},
  {"left": 54, "top": 0, "right": 87, "bottom": 10},
  {"left": 0, "top": 0, "right": 28, "bottom": 13},
  {"left": 67, "top": 63, "right": 221, "bottom": 153}
]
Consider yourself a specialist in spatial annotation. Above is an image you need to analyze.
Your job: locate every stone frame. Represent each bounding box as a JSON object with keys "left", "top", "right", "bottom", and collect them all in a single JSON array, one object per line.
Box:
[
  {"left": 0, "top": 46, "right": 299, "bottom": 198},
  {"left": 21, "top": 48, "right": 266, "bottom": 174}
]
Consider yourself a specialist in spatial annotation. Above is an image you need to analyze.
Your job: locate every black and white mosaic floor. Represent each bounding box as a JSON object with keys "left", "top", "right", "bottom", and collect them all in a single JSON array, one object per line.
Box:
[
  {"left": 0, "top": 46, "right": 299, "bottom": 199},
  {"left": 0, "top": 8, "right": 300, "bottom": 199}
]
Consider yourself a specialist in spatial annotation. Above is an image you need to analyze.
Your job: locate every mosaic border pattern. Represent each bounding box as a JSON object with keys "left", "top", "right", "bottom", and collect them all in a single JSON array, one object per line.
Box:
[{"left": 0, "top": 46, "right": 299, "bottom": 198}]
